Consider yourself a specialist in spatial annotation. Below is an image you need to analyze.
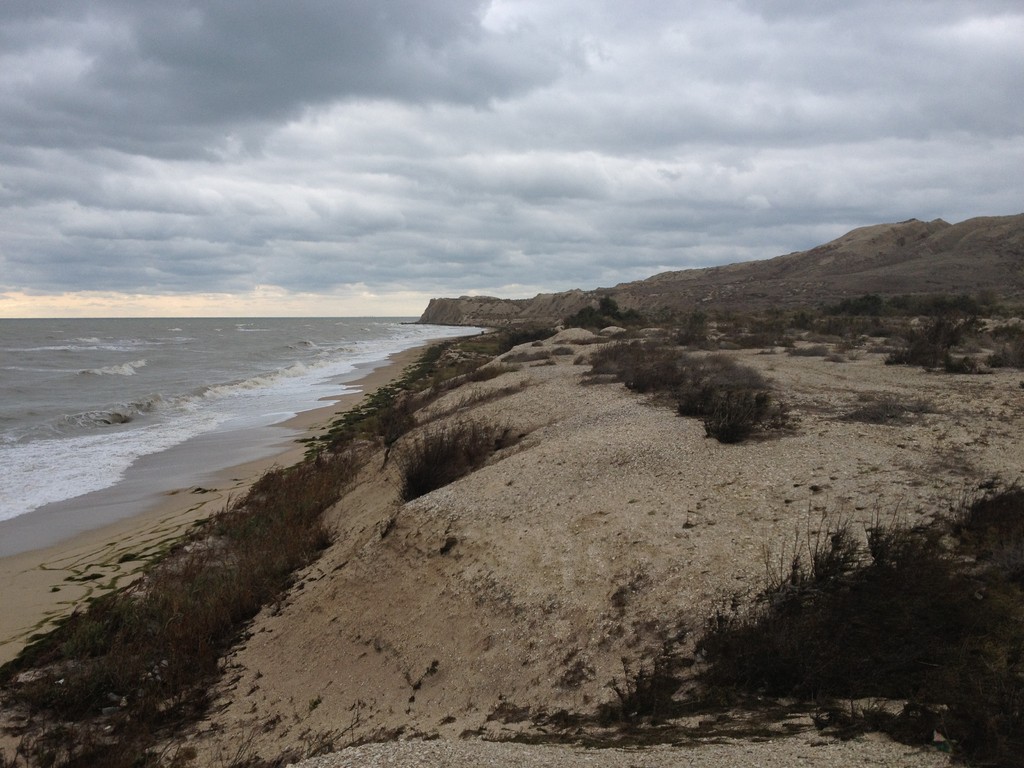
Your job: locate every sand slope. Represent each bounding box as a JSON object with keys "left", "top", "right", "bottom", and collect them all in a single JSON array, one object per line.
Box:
[{"left": 187, "top": 329, "right": 1024, "bottom": 765}]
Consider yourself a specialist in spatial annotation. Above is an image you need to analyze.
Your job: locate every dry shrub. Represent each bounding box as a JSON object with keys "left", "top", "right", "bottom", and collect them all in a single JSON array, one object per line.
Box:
[
  {"left": 398, "top": 420, "right": 514, "bottom": 502},
  {"left": 587, "top": 341, "right": 687, "bottom": 393},
  {"left": 699, "top": 492, "right": 1024, "bottom": 766},
  {"left": 986, "top": 326, "right": 1024, "bottom": 369},
  {"left": 2, "top": 452, "right": 354, "bottom": 767},
  {"left": 502, "top": 349, "right": 552, "bottom": 364},
  {"left": 600, "top": 640, "right": 689, "bottom": 724},
  {"left": 673, "top": 355, "right": 786, "bottom": 443},
  {"left": 786, "top": 344, "right": 830, "bottom": 357},
  {"left": 885, "top": 316, "right": 980, "bottom": 369},
  {"left": 943, "top": 353, "right": 987, "bottom": 374},
  {"left": 988, "top": 339, "right": 1024, "bottom": 368},
  {"left": 842, "top": 395, "right": 934, "bottom": 425},
  {"left": 697, "top": 389, "right": 781, "bottom": 443},
  {"left": 588, "top": 342, "right": 787, "bottom": 443},
  {"left": 675, "top": 311, "right": 710, "bottom": 348},
  {"left": 952, "top": 484, "right": 1024, "bottom": 583}
]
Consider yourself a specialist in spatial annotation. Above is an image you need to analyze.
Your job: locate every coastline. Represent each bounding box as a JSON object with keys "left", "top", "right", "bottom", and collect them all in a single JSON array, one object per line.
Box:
[{"left": 0, "top": 344, "right": 430, "bottom": 667}]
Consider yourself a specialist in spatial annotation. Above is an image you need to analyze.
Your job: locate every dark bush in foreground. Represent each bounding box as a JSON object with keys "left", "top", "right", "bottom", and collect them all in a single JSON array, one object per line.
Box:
[
  {"left": 398, "top": 420, "right": 514, "bottom": 501},
  {"left": 951, "top": 484, "right": 1024, "bottom": 583},
  {"left": 698, "top": 389, "right": 782, "bottom": 443},
  {"left": 600, "top": 640, "right": 689, "bottom": 725},
  {"left": 698, "top": 490, "right": 1024, "bottom": 766},
  {"left": 2, "top": 452, "right": 354, "bottom": 767}
]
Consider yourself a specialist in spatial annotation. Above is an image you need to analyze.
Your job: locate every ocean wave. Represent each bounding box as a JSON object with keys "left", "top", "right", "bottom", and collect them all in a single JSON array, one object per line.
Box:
[
  {"left": 1, "top": 321, "right": 483, "bottom": 524},
  {"left": 198, "top": 360, "right": 324, "bottom": 401},
  {"left": 57, "top": 397, "right": 162, "bottom": 431},
  {"left": 73, "top": 337, "right": 151, "bottom": 351},
  {"left": 0, "top": 409, "right": 220, "bottom": 524},
  {"left": 80, "top": 359, "right": 148, "bottom": 376}
]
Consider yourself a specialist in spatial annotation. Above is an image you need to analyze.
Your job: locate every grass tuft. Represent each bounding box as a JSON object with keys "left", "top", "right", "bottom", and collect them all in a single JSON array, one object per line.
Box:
[{"left": 397, "top": 420, "right": 516, "bottom": 502}]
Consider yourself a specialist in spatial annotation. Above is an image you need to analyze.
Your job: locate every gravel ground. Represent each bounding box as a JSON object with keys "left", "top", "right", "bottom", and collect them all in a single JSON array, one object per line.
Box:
[{"left": 291, "top": 736, "right": 949, "bottom": 768}]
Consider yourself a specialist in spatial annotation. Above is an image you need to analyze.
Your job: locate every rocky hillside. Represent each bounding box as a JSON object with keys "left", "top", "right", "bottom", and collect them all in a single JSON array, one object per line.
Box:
[{"left": 419, "top": 213, "right": 1024, "bottom": 326}]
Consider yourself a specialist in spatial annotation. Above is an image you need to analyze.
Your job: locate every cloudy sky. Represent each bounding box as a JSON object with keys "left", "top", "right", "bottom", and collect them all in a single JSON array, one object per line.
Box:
[{"left": 1, "top": 1, "right": 1021, "bottom": 317}]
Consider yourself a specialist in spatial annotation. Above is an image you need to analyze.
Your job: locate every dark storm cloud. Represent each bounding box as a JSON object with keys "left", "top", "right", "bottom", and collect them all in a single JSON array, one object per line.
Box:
[
  {"left": 0, "top": 1, "right": 1022, "bottom": 312},
  {"left": 0, "top": 0, "right": 560, "bottom": 155}
]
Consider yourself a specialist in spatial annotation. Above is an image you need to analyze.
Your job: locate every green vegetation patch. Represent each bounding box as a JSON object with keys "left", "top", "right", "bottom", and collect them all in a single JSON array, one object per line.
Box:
[{"left": 564, "top": 296, "right": 643, "bottom": 330}]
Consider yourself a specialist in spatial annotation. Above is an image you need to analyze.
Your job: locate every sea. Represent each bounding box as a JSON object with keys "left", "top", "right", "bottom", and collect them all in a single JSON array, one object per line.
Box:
[{"left": 0, "top": 318, "right": 478, "bottom": 555}]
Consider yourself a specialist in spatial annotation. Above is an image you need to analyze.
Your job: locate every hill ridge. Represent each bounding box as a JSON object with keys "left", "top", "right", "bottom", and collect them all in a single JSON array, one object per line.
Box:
[{"left": 419, "top": 213, "right": 1024, "bottom": 325}]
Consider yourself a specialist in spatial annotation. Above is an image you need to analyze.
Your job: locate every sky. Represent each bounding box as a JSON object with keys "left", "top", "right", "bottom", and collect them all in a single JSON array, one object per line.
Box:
[{"left": 1, "top": 1, "right": 1022, "bottom": 318}]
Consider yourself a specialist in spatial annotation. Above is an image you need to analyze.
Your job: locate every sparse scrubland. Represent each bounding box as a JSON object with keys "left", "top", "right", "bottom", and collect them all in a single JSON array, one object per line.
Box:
[{"left": 4, "top": 294, "right": 1024, "bottom": 767}]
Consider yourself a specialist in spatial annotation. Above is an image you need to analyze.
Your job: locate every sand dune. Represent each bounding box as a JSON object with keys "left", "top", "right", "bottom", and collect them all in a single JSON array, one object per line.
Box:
[{"left": 180, "top": 327, "right": 1024, "bottom": 765}]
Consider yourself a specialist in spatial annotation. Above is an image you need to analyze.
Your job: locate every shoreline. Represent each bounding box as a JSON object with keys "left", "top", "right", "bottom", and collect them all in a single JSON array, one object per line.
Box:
[{"left": 0, "top": 344, "right": 430, "bottom": 667}]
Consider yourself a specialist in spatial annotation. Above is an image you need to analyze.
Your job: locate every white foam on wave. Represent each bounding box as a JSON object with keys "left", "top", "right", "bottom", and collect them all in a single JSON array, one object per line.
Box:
[
  {"left": 0, "top": 410, "right": 220, "bottom": 523},
  {"left": 14, "top": 343, "right": 141, "bottom": 353},
  {"left": 1, "top": 323, "right": 481, "bottom": 522},
  {"left": 54, "top": 396, "right": 163, "bottom": 433},
  {"left": 81, "top": 359, "right": 148, "bottom": 376}
]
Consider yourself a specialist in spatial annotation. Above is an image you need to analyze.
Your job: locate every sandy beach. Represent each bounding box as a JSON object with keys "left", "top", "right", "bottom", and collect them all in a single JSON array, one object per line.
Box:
[{"left": 0, "top": 344, "right": 429, "bottom": 667}]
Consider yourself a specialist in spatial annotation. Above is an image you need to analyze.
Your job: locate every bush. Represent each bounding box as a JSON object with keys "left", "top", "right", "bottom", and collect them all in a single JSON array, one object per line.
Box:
[
  {"left": 564, "top": 296, "right": 643, "bottom": 329},
  {"left": 675, "top": 311, "right": 710, "bottom": 348},
  {"left": 988, "top": 337, "right": 1024, "bottom": 369},
  {"left": 1, "top": 451, "right": 353, "bottom": 766},
  {"left": 699, "top": 389, "right": 774, "bottom": 443},
  {"left": 951, "top": 484, "right": 1024, "bottom": 583},
  {"left": 842, "top": 395, "right": 933, "bottom": 425},
  {"left": 885, "top": 316, "right": 980, "bottom": 368},
  {"left": 786, "top": 344, "right": 830, "bottom": 357},
  {"left": 888, "top": 292, "right": 991, "bottom": 317},
  {"left": 943, "top": 353, "right": 986, "bottom": 374},
  {"left": 493, "top": 327, "right": 556, "bottom": 354},
  {"left": 672, "top": 355, "right": 785, "bottom": 443},
  {"left": 503, "top": 349, "right": 552, "bottom": 364},
  {"left": 600, "top": 640, "right": 688, "bottom": 724},
  {"left": 587, "top": 341, "right": 687, "bottom": 393},
  {"left": 398, "top": 420, "right": 514, "bottom": 501},
  {"left": 698, "top": 493, "right": 1024, "bottom": 766},
  {"left": 826, "top": 293, "right": 885, "bottom": 316},
  {"left": 589, "top": 342, "right": 787, "bottom": 444}
]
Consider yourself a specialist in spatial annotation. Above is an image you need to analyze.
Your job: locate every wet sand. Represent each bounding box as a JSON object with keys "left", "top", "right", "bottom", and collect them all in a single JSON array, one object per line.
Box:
[{"left": 0, "top": 344, "right": 428, "bottom": 667}]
